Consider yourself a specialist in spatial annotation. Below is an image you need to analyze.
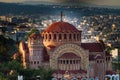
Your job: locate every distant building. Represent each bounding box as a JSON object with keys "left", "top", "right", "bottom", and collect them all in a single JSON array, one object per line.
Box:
[{"left": 20, "top": 21, "right": 115, "bottom": 80}]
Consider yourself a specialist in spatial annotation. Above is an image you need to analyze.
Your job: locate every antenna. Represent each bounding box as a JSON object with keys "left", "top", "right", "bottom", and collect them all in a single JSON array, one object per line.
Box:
[{"left": 61, "top": 11, "right": 63, "bottom": 22}]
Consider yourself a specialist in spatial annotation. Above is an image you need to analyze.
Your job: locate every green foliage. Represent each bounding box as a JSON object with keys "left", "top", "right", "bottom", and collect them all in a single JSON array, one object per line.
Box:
[
  {"left": 18, "top": 67, "right": 54, "bottom": 80},
  {"left": 0, "top": 60, "right": 23, "bottom": 80},
  {"left": 7, "top": 70, "right": 18, "bottom": 80},
  {"left": 112, "top": 62, "right": 120, "bottom": 71},
  {"left": 0, "top": 35, "right": 18, "bottom": 63},
  {"left": 7, "top": 60, "right": 23, "bottom": 71},
  {"left": 0, "top": 59, "right": 54, "bottom": 80},
  {"left": 105, "top": 46, "right": 113, "bottom": 53},
  {"left": 0, "top": 76, "right": 8, "bottom": 80},
  {"left": 0, "top": 63, "right": 10, "bottom": 76},
  {"left": 19, "top": 68, "right": 35, "bottom": 80},
  {"left": 26, "top": 28, "right": 39, "bottom": 38},
  {"left": 35, "top": 67, "right": 54, "bottom": 80}
]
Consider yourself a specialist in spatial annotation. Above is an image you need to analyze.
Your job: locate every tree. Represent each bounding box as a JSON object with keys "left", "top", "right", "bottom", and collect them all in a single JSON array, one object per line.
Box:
[
  {"left": 34, "top": 67, "right": 54, "bottom": 80},
  {"left": 7, "top": 60, "right": 23, "bottom": 72},
  {"left": 0, "top": 35, "right": 18, "bottom": 63},
  {"left": 0, "top": 60, "right": 23, "bottom": 80},
  {"left": 0, "top": 76, "right": 8, "bottom": 80},
  {"left": 26, "top": 28, "right": 39, "bottom": 39}
]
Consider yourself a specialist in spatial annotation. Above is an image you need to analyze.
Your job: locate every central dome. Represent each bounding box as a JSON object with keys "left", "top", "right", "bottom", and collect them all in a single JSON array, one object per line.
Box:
[
  {"left": 42, "top": 21, "right": 82, "bottom": 48},
  {"left": 43, "top": 21, "right": 79, "bottom": 33}
]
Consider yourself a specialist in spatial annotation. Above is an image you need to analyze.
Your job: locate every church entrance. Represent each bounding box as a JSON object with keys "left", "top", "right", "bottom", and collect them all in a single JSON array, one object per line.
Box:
[{"left": 57, "top": 53, "right": 81, "bottom": 70}]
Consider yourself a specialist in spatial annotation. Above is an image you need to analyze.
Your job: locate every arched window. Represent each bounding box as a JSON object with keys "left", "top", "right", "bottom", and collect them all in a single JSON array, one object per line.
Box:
[
  {"left": 63, "top": 60, "right": 65, "bottom": 64},
  {"left": 59, "top": 34, "right": 62, "bottom": 40},
  {"left": 54, "top": 34, "right": 56, "bottom": 39},
  {"left": 66, "top": 60, "right": 69, "bottom": 64},
  {"left": 34, "top": 61, "right": 36, "bottom": 64},
  {"left": 77, "top": 34, "right": 79, "bottom": 40},
  {"left": 31, "top": 61, "right": 33, "bottom": 64},
  {"left": 73, "top": 34, "right": 76, "bottom": 39},
  {"left": 64, "top": 34, "right": 67, "bottom": 39},
  {"left": 97, "top": 60, "right": 99, "bottom": 63},
  {"left": 42, "top": 34, "right": 44, "bottom": 39},
  {"left": 70, "top": 60, "right": 72, "bottom": 64},
  {"left": 73, "top": 60, "right": 75, "bottom": 64},
  {"left": 45, "top": 34, "right": 47, "bottom": 39},
  {"left": 37, "top": 61, "right": 39, "bottom": 64},
  {"left": 49, "top": 34, "right": 51, "bottom": 39},
  {"left": 69, "top": 34, "right": 71, "bottom": 40}
]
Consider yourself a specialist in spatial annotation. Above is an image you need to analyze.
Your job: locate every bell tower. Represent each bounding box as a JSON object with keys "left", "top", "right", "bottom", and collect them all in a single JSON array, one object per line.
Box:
[{"left": 28, "top": 31, "right": 44, "bottom": 69}]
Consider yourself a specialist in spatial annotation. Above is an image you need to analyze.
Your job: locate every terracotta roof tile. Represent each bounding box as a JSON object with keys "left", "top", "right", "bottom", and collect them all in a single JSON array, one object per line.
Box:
[
  {"left": 43, "top": 21, "right": 80, "bottom": 33},
  {"left": 81, "top": 43, "right": 104, "bottom": 52},
  {"left": 106, "top": 70, "right": 116, "bottom": 75}
]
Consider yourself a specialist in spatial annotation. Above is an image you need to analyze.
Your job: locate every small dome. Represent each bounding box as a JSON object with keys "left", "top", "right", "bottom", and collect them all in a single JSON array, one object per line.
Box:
[{"left": 43, "top": 21, "right": 80, "bottom": 33}]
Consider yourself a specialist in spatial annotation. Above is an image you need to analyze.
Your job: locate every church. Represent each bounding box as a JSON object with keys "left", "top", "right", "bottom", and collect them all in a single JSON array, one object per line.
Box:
[{"left": 19, "top": 21, "right": 115, "bottom": 80}]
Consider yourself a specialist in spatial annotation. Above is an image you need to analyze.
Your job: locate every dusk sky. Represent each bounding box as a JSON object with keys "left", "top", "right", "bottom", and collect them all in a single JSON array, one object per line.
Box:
[{"left": 0, "top": 0, "right": 120, "bottom": 6}]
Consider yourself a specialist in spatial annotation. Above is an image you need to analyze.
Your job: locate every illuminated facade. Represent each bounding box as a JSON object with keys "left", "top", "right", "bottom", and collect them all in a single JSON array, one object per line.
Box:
[{"left": 20, "top": 21, "right": 115, "bottom": 80}]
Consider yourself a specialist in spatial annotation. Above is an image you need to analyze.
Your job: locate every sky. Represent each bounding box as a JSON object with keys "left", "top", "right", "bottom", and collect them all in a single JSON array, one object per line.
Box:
[{"left": 0, "top": 0, "right": 120, "bottom": 6}]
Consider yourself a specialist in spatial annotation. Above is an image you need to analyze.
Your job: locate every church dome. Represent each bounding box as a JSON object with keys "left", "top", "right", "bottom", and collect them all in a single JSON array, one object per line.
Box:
[
  {"left": 43, "top": 21, "right": 80, "bottom": 33},
  {"left": 42, "top": 21, "right": 82, "bottom": 48}
]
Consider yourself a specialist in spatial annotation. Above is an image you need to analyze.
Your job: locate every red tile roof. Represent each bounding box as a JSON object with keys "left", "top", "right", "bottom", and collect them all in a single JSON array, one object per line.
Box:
[
  {"left": 81, "top": 43, "right": 104, "bottom": 52},
  {"left": 106, "top": 70, "right": 116, "bottom": 75},
  {"left": 59, "top": 53, "right": 81, "bottom": 59},
  {"left": 43, "top": 21, "right": 81, "bottom": 33}
]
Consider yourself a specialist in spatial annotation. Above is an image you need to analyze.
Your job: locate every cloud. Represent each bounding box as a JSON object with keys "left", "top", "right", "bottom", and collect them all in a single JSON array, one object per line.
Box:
[
  {"left": 0, "top": 0, "right": 24, "bottom": 3},
  {"left": 0, "top": 0, "right": 120, "bottom": 6}
]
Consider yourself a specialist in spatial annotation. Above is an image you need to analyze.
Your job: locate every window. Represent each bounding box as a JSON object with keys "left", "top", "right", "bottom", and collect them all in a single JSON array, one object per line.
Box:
[
  {"left": 73, "top": 60, "right": 75, "bottom": 64},
  {"left": 45, "top": 34, "right": 47, "bottom": 39},
  {"left": 77, "top": 34, "right": 79, "bottom": 40},
  {"left": 97, "top": 60, "right": 99, "bottom": 63},
  {"left": 37, "top": 61, "right": 39, "bottom": 64},
  {"left": 73, "top": 34, "right": 76, "bottom": 39},
  {"left": 31, "top": 61, "right": 33, "bottom": 64},
  {"left": 34, "top": 61, "right": 36, "bottom": 64},
  {"left": 106, "top": 58, "right": 107, "bottom": 61},
  {"left": 49, "top": 34, "right": 51, "bottom": 39},
  {"left": 42, "top": 34, "right": 44, "bottom": 39},
  {"left": 59, "top": 34, "right": 62, "bottom": 40},
  {"left": 64, "top": 34, "right": 67, "bottom": 39},
  {"left": 70, "top": 60, "right": 72, "bottom": 64},
  {"left": 66, "top": 60, "right": 69, "bottom": 64},
  {"left": 69, "top": 34, "right": 71, "bottom": 39},
  {"left": 63, "top": 60, "right": 65, "bottom": 64},
  {"left": 54, "top": 34, "right": 56, "bottom": 39}
]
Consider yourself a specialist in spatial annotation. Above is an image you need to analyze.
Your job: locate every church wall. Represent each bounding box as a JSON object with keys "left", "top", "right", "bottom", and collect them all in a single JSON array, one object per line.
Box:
[{"left": 50, "top": 43, "right": 89, "bottom": 71}]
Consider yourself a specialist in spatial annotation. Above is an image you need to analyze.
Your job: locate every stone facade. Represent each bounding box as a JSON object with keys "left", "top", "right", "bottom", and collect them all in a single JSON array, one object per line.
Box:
[{"left": 20, "top": 21, "right": 114, "bottom": 80}]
